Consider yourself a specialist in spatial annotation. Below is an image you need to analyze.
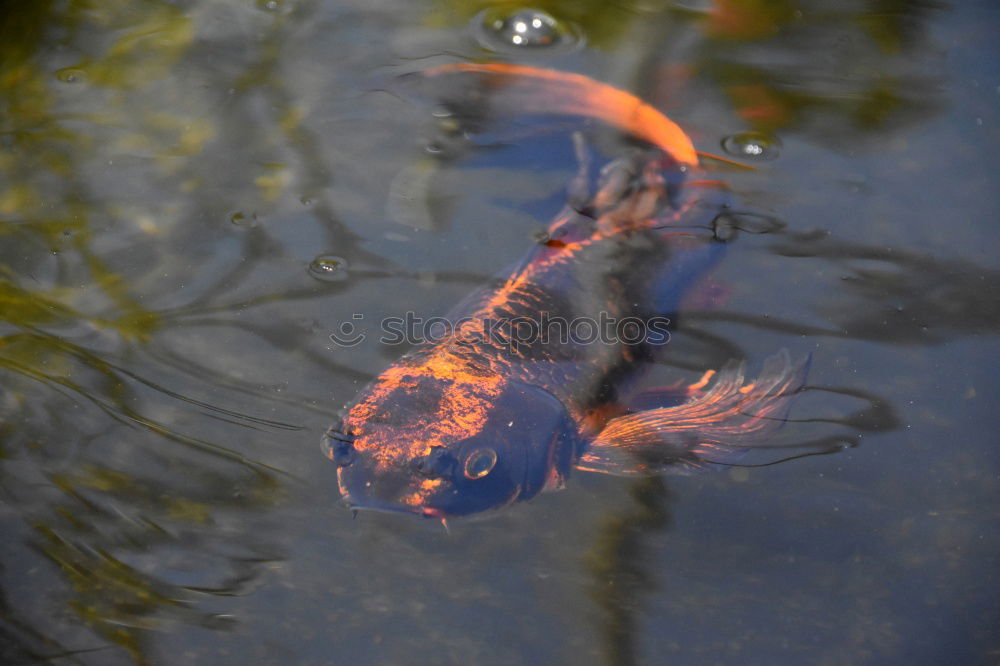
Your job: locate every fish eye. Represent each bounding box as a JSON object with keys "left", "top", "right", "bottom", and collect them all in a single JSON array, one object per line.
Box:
[{"left": 463, "top": 447, "right": 498, "bottom": 480}]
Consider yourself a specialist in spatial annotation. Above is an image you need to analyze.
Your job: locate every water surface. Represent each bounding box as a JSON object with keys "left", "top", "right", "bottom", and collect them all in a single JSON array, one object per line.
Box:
[{"left": 1, "top": 1, "right": 997, "bottom": 664}]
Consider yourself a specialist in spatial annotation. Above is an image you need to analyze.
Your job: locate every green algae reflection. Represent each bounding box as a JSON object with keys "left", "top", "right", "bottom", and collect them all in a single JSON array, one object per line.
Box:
[{"left": 0, "top": 3, "right": 302, "bottom": 661}]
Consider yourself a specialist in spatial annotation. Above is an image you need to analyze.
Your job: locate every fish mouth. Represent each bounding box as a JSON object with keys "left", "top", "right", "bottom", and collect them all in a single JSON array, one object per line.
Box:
[
  {"left": 334, "top": 467, "right": 523, "bottom": 521},
  {"left": 336, "top": 467, "right": 443, "bottom": 520}
]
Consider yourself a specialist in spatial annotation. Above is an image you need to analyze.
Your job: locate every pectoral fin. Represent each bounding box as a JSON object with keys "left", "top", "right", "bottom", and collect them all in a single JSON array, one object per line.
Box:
[{"left": 576, "top": 350, "right": 827, "bottom": 476}]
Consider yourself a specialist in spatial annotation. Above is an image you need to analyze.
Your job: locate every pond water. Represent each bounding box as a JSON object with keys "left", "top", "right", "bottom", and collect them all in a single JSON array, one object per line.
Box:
[{"left": 1, "top": 1, "right": 997, "bottom": 664}]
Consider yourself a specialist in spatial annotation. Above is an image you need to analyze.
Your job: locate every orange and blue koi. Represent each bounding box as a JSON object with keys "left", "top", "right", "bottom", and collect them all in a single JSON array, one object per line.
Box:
[{"left": 324, "top": 64, "right": 808, "bottom": 521}]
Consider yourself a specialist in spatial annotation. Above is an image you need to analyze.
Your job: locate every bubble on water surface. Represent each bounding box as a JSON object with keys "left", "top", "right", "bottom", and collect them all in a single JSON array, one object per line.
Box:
[
  {"left": 256, "top": 0, "right": 282, "bottom": 11},
  {"left": 721, "top": 131, "right": 782, "bottom": 161},
  {"left": 472, "top": 8, "right": 583, "bottom": 53},
  {"left": 309, "top": 255, "right": 349, "bottom": 282}
]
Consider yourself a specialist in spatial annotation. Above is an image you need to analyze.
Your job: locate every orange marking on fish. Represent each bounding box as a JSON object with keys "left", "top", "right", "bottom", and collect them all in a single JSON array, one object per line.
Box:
[
  {"left": 479, "top": 242, "right": 587, "bottom": 316},
  {"left": 688, "top": 369, "right": 716, "bottom": 391},
  {"left": 343, "top": 220, "right": 622, "bottom": 474},
  {"left": 422, "top": 63, "right": 699, "bottom": 167},
  {"left": 348, "top": 355, "right": 507, "bottom": 470},
  {"left": 402, "top": 478, "right": 445, "bottom": 507}
]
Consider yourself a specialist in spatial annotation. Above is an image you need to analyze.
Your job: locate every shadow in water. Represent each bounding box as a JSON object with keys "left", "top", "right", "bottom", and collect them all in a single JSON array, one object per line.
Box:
[
  {"left": 770, "top": 232, "right": 1000, "bottom": 343},
  {"left": 586, "top": 475, "right": 674, "bottom": 666},
  {"left": 687, "top": 229, "right": 1000, "bottom": 345}
]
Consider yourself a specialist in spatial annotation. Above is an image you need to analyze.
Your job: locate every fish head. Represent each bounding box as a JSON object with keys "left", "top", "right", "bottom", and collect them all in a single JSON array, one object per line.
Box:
[{"left": 327, "top": 371, "right": 578, "bottom": 519}]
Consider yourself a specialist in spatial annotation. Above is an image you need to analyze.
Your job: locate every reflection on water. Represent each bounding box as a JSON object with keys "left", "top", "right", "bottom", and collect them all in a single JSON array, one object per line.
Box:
[
  {"left": 697, "top": 1, "right": 944, "bottom": 134},
  {"left": 0, "top": 2, "right": 327, "bottom": 659},
  {"left": 0, "top": 323, "right": 290, "bottom": 659},
  {"left": 771, "top": 233, "right": 1000, "bottom": 343},
  {"left": 685, "top": 231, "right": 1000, "bottom": 344},
  {"left": 587, "top": 476, "right": 673, "bottom": 666},
  {"left": 431, "top": 0, "right": 944, "bottom": 138},
  {"left": 1, "top": 0, "right": 993, "bottom": 663}
]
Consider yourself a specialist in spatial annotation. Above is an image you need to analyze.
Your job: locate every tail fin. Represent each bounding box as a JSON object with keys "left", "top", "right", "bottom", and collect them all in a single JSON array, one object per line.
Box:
[
  {"left": 577, "top": 351, "right": 834, "bottom": 476},
  {"left": 398, "top": 63, "right": 699, "bottom": 168}
]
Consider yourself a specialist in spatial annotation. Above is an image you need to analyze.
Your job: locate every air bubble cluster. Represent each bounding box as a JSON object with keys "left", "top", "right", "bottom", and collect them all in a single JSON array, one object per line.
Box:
[
  {"left": 472, "top": 8, "right": 583, "bottom": 53},
  {"left": 721, "top": 131, "right": 782, "bottom": 161}
]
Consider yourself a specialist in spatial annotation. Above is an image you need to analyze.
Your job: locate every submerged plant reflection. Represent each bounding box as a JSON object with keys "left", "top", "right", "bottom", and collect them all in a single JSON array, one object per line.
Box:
[
  {"left": 29, "top": 462, "right": 284, "bottom": 663},
  {"left": 586, "top": 476, "right": 673, "bottom": 666},
  {"left": 0, "top": 2, "right": 341, "bottom": 660}
]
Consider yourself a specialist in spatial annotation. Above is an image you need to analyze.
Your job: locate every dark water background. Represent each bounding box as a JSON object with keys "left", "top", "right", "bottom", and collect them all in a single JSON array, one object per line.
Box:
[{"left": 1, "top": 1, "right": 997, "bottom": 664}]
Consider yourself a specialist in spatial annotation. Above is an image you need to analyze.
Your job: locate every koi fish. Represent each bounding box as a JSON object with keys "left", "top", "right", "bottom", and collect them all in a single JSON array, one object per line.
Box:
[{"left": 325, "top": 64, "right": 810, "bottom": 521}]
